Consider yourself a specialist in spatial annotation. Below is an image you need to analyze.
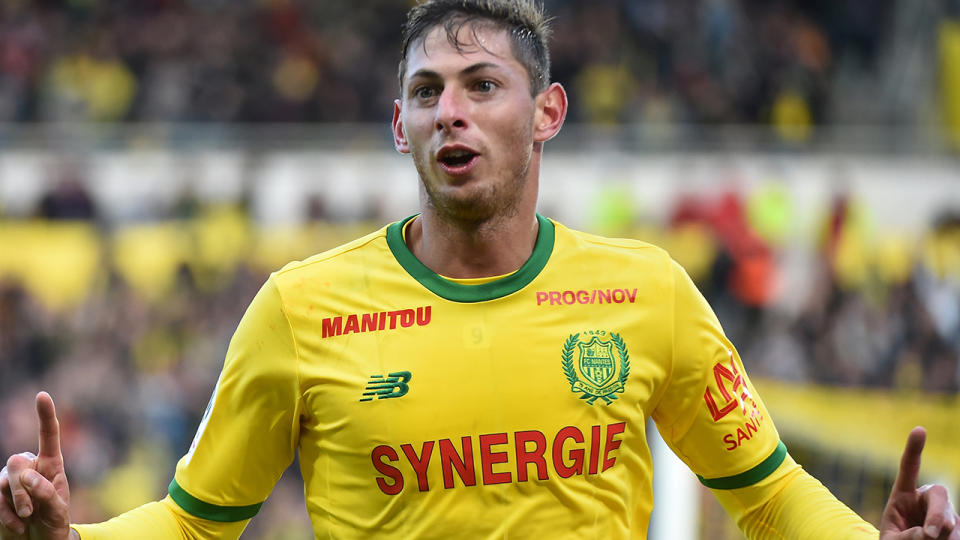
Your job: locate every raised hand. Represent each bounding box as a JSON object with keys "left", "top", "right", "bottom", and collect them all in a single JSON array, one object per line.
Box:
[
  {"left": 880, "top": 427, "right": 959, "bottom": 540},
  {"left": 0, "top": 392, "right": 72, "bottom": 540}
]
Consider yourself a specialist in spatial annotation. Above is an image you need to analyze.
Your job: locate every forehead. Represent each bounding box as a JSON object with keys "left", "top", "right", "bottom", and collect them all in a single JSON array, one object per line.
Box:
[{"left": 404, "top": 22, "right": 523, "bottom": 80}]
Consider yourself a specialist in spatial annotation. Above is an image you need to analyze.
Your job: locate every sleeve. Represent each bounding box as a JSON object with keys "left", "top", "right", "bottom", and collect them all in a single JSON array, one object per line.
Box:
[
  {"left": 72, "top": 276, "right": 303, "bottom": 538},
  {"left": 711, "top": 454, "right": 878, "bottom": 539},
  {"left": 71, "top": 497, "right": 247, "bottom": 540},
  {"left": 652, "top": 261, "right": 875, "bottom": 538},
  {"left": 170, "top": 276, "right": 302, "bottom": 522},
  {"left": 652, "top": 260, "right": 782, "bottom": 486}
]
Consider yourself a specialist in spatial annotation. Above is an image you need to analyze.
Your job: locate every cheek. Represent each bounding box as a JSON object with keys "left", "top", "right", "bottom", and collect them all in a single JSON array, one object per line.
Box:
[
  {"left": 403, "top": 118, "right": 433, "bottom": 161},
  {"left": 491, "top": 110, "right": 535, "bottom": 159},
  {"left": 403, "top": 111, "right": 432, "bottom": 143}
]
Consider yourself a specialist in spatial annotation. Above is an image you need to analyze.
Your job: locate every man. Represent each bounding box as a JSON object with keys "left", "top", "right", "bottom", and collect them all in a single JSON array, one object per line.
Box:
[{"left": 1, "top": 1, "right": 958, "bottom": 538}]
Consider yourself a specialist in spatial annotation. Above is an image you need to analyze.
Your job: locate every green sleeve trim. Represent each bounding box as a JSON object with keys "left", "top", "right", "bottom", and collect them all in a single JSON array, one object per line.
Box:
[
  {"left": 386, "top": 213, "right": 555, "bottom": 303},
  {"left": 168, "top": 479, "right": 262, "bottom": 522},
  {"left": 697, "top": 441, "right": 788, "bottom": 490}
]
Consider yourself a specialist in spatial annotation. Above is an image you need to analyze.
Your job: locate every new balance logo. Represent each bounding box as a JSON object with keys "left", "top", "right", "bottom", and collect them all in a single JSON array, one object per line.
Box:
[{"left": 360, "top": 371, "right": 412, "bottom": 402}]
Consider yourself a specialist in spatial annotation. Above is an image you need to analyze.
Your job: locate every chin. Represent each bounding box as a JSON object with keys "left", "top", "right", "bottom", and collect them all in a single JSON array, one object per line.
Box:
[{"left": 429, "top": 188, "right": 504, "bottom": 223}]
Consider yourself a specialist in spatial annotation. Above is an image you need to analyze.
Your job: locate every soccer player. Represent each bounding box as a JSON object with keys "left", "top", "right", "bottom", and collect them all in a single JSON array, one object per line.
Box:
[{"left": 1, "top": 1, "right": 958, "bottom": 538}]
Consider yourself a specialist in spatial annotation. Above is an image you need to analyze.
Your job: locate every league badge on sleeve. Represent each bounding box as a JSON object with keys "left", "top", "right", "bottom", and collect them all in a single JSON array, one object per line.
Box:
[{"left": 561, "top": 331, "right": 630, "bottom": 405}]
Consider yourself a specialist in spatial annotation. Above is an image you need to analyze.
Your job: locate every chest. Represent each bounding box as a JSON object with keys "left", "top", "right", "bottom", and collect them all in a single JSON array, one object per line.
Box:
[{"left": 293, "top": 285, "right": 670, "bottom": 448}]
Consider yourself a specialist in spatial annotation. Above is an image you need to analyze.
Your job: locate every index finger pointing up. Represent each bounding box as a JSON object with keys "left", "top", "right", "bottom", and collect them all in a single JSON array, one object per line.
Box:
[
  {"left": 35, "top": 392, "right": 62, "bottom": 459},
  {"left": 893, "top": 426, "right": 927, "bottom": 494}
]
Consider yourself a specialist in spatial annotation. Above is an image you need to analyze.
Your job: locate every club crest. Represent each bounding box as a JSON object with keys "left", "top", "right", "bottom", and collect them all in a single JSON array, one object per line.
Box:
[{"left": 561, "top": 331, "right": 630, "bottom": 405}]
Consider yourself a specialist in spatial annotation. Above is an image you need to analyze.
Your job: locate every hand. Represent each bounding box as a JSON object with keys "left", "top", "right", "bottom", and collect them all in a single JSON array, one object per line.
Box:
[
  {"left": 0, "top": 392, "right": 72, "bottom": 540},
  {"left": 880, "top": 427, "right": 959, "bottom": 540}
]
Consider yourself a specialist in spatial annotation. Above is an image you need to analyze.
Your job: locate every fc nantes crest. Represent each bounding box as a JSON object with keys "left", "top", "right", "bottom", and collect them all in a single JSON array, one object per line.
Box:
[{"left": 561, "top": 331, "right": 630, "bottom": 405}]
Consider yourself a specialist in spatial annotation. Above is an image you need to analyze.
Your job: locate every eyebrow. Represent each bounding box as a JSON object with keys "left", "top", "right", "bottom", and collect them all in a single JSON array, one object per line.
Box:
[{"left": 407, "top": 62, "right": 502, "bottom": 83}]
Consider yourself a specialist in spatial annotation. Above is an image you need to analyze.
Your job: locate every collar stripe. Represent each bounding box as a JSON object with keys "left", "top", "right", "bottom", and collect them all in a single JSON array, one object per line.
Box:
[{"left": 386, "top": 214, "right": 555, "bottom": 303}]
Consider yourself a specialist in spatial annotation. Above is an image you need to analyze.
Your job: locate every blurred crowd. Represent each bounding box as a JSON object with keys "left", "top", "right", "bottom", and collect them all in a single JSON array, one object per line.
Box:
[
  {"left": 0, "top": 192, "right": 306, "bottom": 532},
  {"left": 666, "top": 189, "right": 960, "bottom": 393},
  {"left": 2, "top": 0, "right": 958, "bottom": 132}
]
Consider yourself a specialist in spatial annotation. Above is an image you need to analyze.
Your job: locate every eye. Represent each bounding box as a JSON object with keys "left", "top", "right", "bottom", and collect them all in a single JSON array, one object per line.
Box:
[
  {"left": 475, "top": 80, "right": 497, "bottom": 93},
  {"left": 413, "top": 86, "right": 438, "bottom": 100}
]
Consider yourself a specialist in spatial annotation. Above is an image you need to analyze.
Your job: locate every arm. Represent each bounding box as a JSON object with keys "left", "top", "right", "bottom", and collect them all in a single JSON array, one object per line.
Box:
[
  {"left": 714, "top": 428, "right": 959, "bottom": 540},
  {"left": 70, "top": 498, "right": 246, "bottom": 540},
  {"left": 711, "top": 453, "right": 877, "bottom": 539},
  {"left": 652, "top": 260, "right": 957, "bottom": 539}
]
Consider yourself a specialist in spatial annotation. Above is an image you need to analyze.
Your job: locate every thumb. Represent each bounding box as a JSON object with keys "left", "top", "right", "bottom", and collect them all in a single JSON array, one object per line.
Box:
[
  {"left": 20, "top": 470, "right": 70, "bottom": 537},
  {"left": 20, "top": 470, "right": 66, "bottom": 518},
  {"left": 888, "top": 526, "right": 926, "bottom": 540}
]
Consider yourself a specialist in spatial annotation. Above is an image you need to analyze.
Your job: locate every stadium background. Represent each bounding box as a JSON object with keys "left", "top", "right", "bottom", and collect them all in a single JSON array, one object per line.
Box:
[{"left": 1, "top": 0, "right": 959, "bottom": 538}]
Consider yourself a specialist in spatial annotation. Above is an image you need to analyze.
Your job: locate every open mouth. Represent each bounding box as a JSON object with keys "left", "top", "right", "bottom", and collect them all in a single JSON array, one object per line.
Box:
[{"left": 437, "top": 148, "right": 479, "bottom": 172}]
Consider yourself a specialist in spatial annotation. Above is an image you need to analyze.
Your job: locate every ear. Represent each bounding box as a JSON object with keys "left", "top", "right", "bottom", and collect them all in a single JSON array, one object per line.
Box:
[
  {"left": 392, "top": 99, "right": 410, "bottom": 154},
  {"left": 533, "top": 83, "right": 568, "bottom": 143}
]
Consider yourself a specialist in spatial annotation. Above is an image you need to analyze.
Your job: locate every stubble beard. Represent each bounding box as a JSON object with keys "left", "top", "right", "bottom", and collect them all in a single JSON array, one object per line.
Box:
[{"left": 414, "top": 142, "right": 532, "bottom": 228}]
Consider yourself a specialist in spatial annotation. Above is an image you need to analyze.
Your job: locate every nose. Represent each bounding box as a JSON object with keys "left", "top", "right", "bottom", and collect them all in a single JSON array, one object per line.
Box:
[{"left": 435, "top": 88, "right": 468, "bottom": 133}]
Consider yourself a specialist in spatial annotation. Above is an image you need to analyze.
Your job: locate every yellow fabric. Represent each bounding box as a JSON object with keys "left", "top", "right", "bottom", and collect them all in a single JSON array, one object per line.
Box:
[
  {"left": 712, "top": 454, "right": 878, "bottom": 539},
  {"left": 72, "top": 218, "right": 873, "bottom": 538},
  {"left": 72, "top": 497, "right": 247, "bottom": 540}
]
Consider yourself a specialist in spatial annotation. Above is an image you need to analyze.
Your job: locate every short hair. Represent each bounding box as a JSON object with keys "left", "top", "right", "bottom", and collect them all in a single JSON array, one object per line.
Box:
[{"left": 398, "top": 0, "right": 552, "bottom": 96}]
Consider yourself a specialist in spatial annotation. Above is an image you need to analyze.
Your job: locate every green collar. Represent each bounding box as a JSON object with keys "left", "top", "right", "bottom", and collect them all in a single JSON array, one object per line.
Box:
[{"left": 386, "top": 214, "right": 555, "bottom": 303}]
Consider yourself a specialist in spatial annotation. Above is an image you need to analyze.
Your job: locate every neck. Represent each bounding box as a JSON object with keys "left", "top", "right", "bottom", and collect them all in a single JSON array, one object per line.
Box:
[{"left": 406, "top": 206, "right": 540, "bottom": 279}]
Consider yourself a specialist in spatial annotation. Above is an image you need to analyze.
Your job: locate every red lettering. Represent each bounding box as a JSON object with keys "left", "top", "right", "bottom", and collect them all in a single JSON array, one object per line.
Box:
[
  {"left": 746, "top": 417, "right": 759, "bottom": 435},
  {"left": 536, "top": 292, "right": 548, "bottom": 305},
  {"left": 439, "top": 437, "right": 476, "bottom": 489},
  {"left": 479, "top": 433, "right": 511, "bottom": 485},
  {"left": 515, "top": 430, "right": 548, "bottom": 482},
  {"left": 713, "top": 358, "right": 743, "bottom": 402},
  {"left": 704, "top": 354, "right": 748, "bottom": 421},
  {"left": 552, "top": 427, "right": 584, "bottom": 478},
  {"left": 562, "top": 291, "right": 576, "bottom": 305},
  {"left": 576, "top": 290, "right": 590, "bottom": 304},
  {"left": 723, "top": 434, "right": 737, "bottom": 451},
  {"left": 324, "top": 307, "right": 431, "bottom": 337},
  {"left": 343, "top": 314, "right": 359, "bottom": 334},
  {"left": 321, "top": 316, "right": 342, "bottom": 338},
  {"left": 597, "top": 289, "right": 611, "bottom": 303},
  {"left": 401, "top": 441, "right": 434, "bottom": 492},
  {"left": 736, "top": 427, "right": 750, "bottom": 445},
  {"left": 549, "top": 291, "right": 561, "bottom": 305},
  {"left": 625, "top": 288, "right": 638, "bottom": 303},
  {"left": 602, "top": 422, "right": 626, "bottom": 472},
  {"left": 612, "top": 289, "right": 626, "bottom": 303},
  {"left": 372, "top": 445, "right": 403, "bottom": 495},
  {"left": 361, "top": 313, "right": 378, "bottom": 333},
  {"left": 588, "top": 425, "right": 601, "bottom": 475},
  {"left": 704, "top": 387, "right": 738, "bottom": 422}
]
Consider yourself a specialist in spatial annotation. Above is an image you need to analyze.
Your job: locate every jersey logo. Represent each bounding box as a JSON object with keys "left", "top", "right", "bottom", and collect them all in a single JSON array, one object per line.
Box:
[
  {"left": 360, "top": 371, "right": 412, "bottom": 402},
  {"left": 561, "top": 331, "right": 630, "bottom": 405},
  {"left": 703, "top": 351, "right": 757, "bottom": 421}
]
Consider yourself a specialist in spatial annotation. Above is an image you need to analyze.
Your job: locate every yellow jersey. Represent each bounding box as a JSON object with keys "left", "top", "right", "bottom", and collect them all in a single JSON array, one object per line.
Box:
[{"left": 162, "top": 215, "right": 785, "bottom": 538}]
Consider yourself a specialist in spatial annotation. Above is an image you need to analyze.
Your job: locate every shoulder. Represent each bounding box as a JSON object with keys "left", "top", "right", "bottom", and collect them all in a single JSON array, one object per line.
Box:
[
  {"left": 271, "top": 223, "right": 392, "bottom": 283},
  {"left": 550, "top": 218, "right": 675, "bottom": 269}
]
